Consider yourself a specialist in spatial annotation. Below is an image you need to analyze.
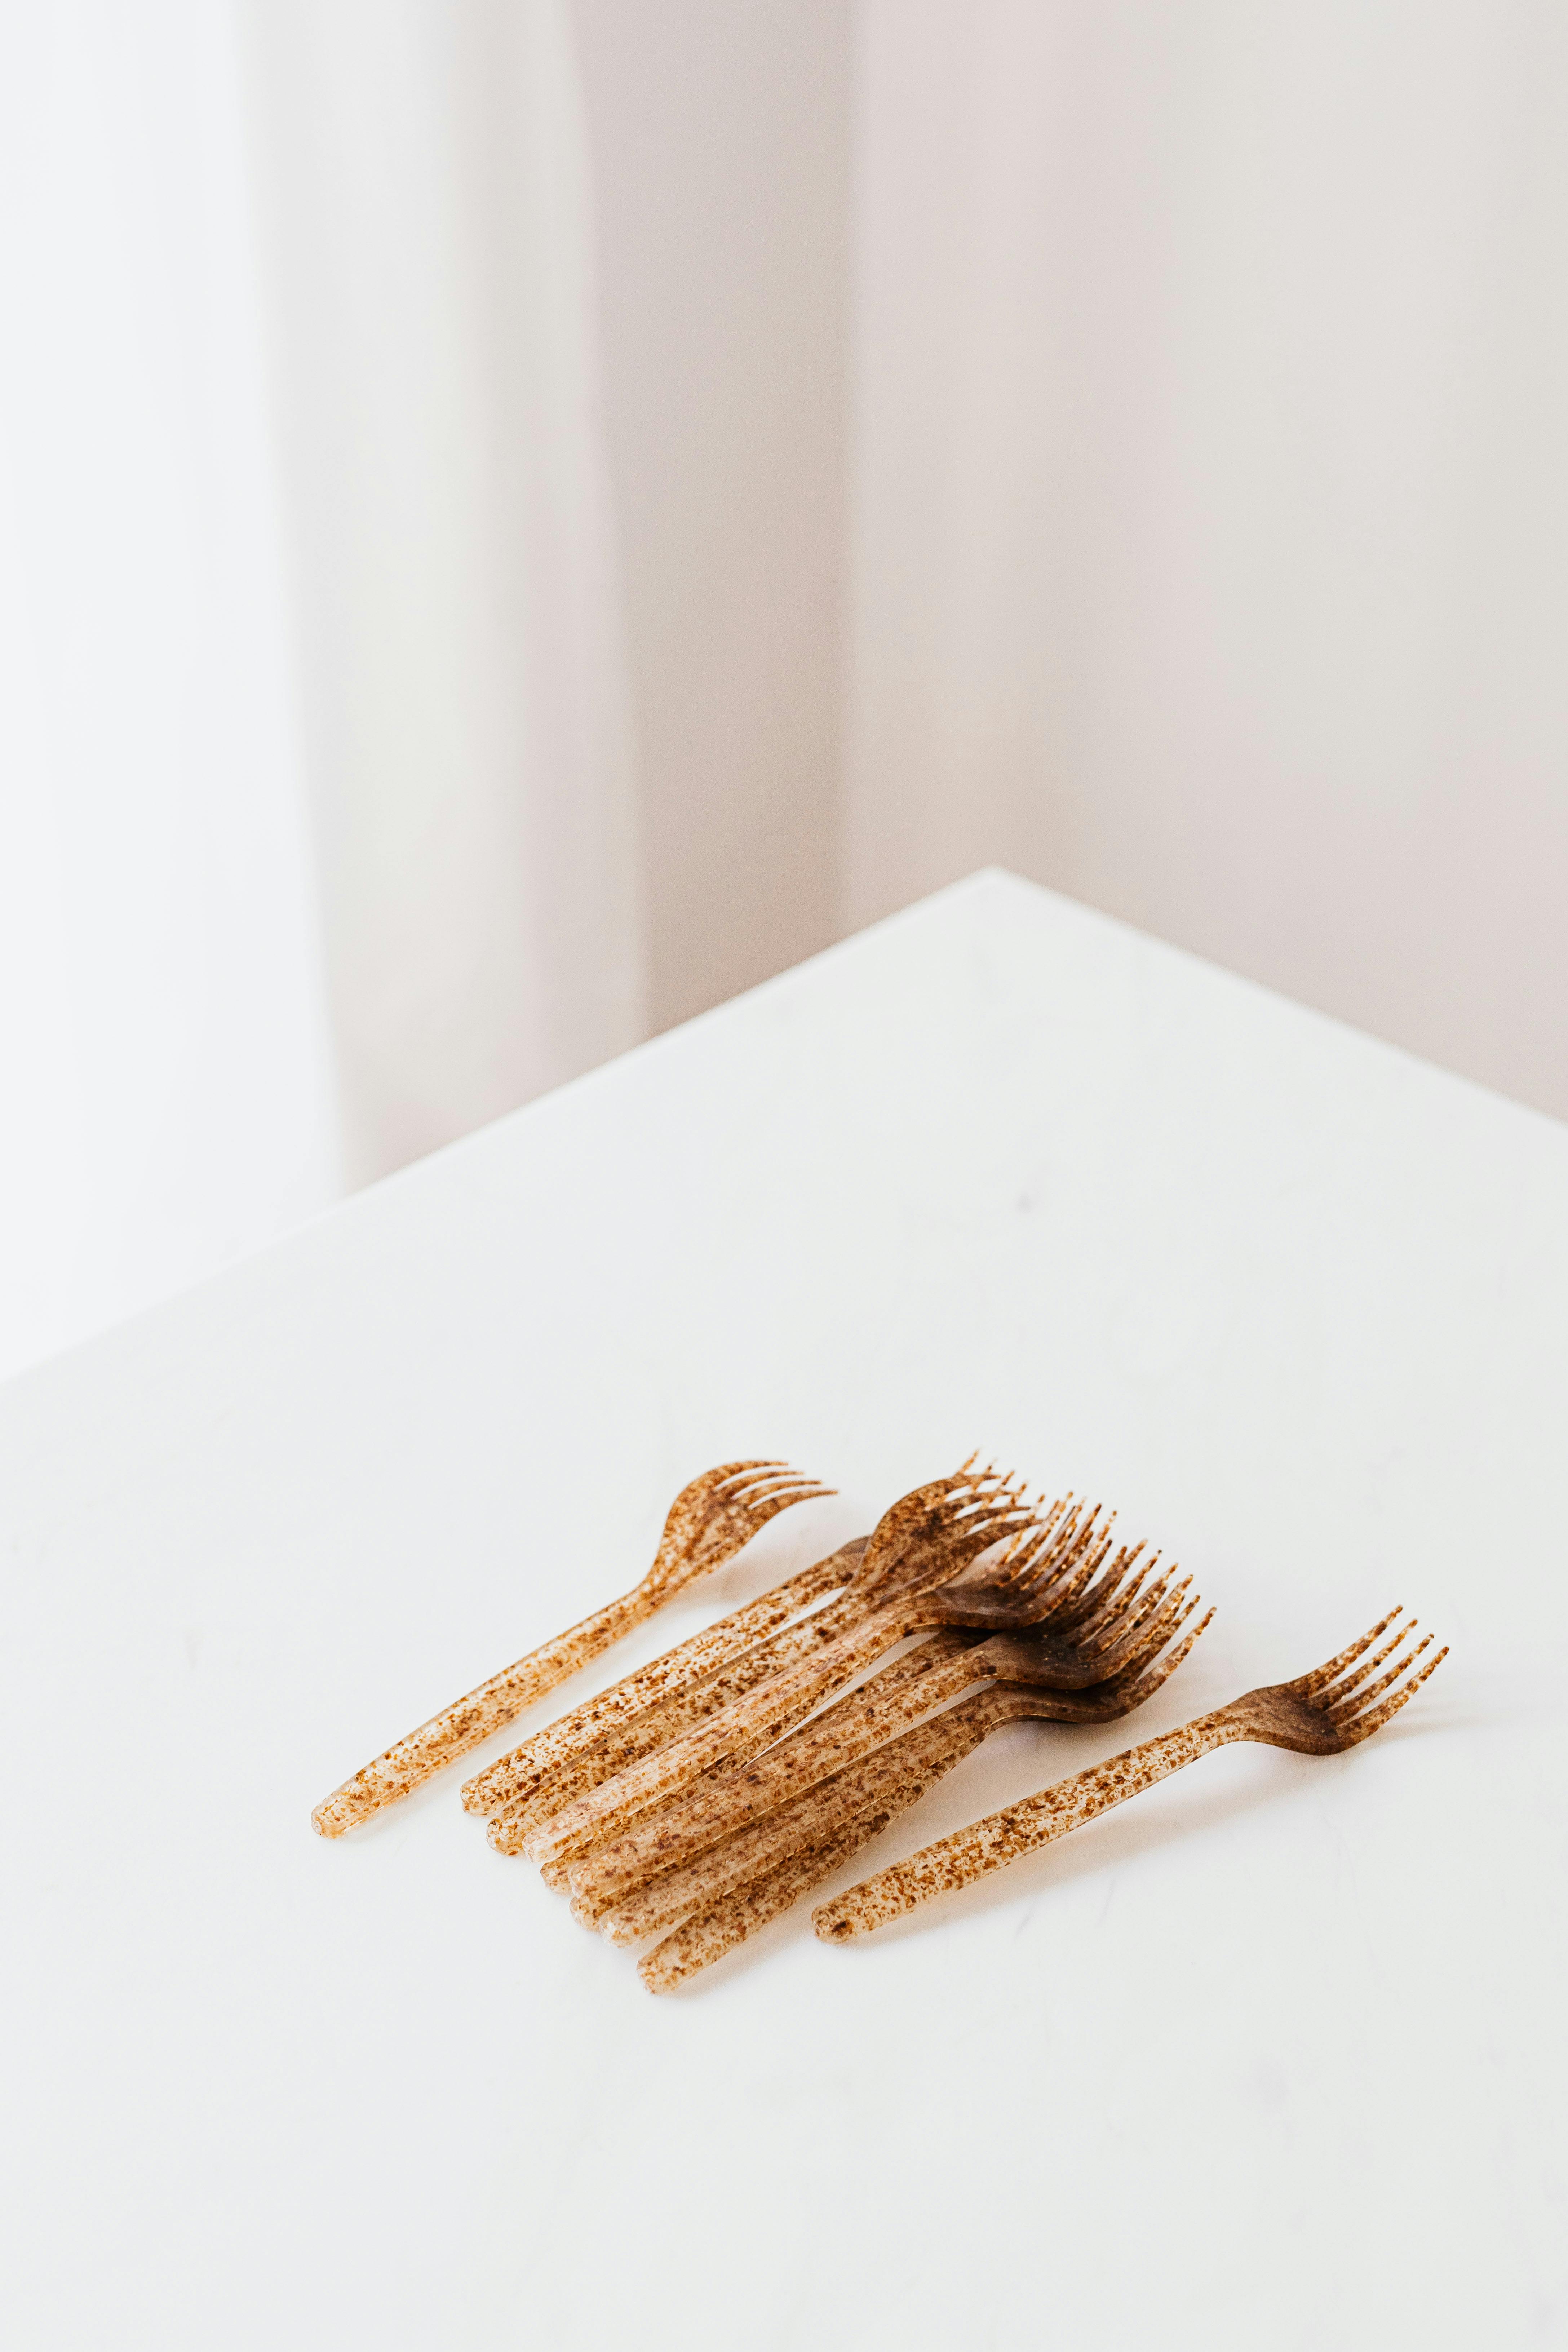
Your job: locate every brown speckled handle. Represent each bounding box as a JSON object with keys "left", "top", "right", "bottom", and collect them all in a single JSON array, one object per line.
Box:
[
  {"left": 526, "top": 1597, "right": 922, "bottom": 1866},
  {"left": 638, "top": 1775, "right": 938, "bottom": 1993},
  {"left": 485, "top": 1582, "right": 878, "bottom": 1856},
  {"left": 311, "top": 1589, "right": 661, "bottom": 1837},
  {"left": 812, "top": 1711, "right": 1238, "bottom": 1940},
  {"left": 570, "top": 1631, "right": 982, "bottom": 1910},
  {"left": 594, "top": 1690, "right": 996, "bottom": 1944},
  {"left": 461, "top": 1547, "right": 861, "bottom": 1817}
]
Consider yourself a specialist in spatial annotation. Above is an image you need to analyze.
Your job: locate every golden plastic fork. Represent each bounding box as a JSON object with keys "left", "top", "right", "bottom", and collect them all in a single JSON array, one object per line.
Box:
[
  {"left": 626, "top": 1601, "right": 1210, "bottom": 1985},
  {"left": 812, "top": 1608, "right": 1447, "bottom": 1943},
  {"left": 569, "top": 1543, "right": 1200, "bottom": 1913},
  {"left": 522, "top": 1475, "right": 1063, "bottom": 1868},
  {"left": 460, "top": 1537, "right": 869, "bottom": 1823},
  {"left": 464, "top": 1461, "right": 1026, "bottom": 1828},
  {"left": 310, "top": 1460, "right": 831, "bottom": 1836}
]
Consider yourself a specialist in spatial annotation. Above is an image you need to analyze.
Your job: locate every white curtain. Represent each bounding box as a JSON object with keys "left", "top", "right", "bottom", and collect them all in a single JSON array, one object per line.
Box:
[
  {"left": 245, "top": 0, "right": 642, "bottom": 1182},
  {"left": 0, "top": 1, "right": 641, "bottom": 1379}
]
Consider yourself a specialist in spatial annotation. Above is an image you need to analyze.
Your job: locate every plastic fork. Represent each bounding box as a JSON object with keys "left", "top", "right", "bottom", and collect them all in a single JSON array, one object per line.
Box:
[
  {"left": 812, "top": 1607, "right": 1446, "bottom": 1942},
  {"left": 522, "top": 1472, "right": 1051, "bottom": 1867},
  {"left": 310, "top": 1460, "right": 831, "bottom": 1836},
  {"left": 628, "top": 1600, "right": 1209, "bottom": 1985},
  {"left": 460, "top": 1536, "right": 869, "bottom": 1824},
  {"left": 571, "top": 1544, "right": 1200, "bottom": 1912},
  {"left": 465, "top": 1461, "right": 1025, "bottom": 1829}
]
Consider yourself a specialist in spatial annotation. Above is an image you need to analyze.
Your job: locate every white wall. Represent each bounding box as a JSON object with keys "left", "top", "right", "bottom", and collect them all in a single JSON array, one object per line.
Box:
[{"left": 844, "top": 0, "right": 1568, "bottom": 1121}]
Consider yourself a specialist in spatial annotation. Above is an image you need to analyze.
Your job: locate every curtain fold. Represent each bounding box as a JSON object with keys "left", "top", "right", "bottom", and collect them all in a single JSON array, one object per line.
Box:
[
  {"left": 0, "top": 0, "right": 643, "bottom": 1377},
  {"left": 243, "top": 0, "right": 645, "bottom": 1183}
]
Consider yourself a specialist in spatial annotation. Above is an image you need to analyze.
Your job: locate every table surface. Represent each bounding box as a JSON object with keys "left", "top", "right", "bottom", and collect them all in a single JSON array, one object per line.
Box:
[{"left": 4, "top": 871, "right": 1565, "bottom": 2352}]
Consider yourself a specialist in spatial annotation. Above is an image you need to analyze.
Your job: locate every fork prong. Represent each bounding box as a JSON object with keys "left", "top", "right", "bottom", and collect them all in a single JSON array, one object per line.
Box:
[
  {"left": 1023, "top": 1507, "right": 1110, "bottom": 1617},
  {"left": 986, "top": 1511, "right": 1069, "bottom": 1595},
  {"left": 1062, "top": 1567, "right": 1139, "bottom": 1647},
  {"left": 1317, "top": 1620, "right": 1418, "bottom": 1711},
  {"left": 1295, "top": 1609, "right": 1403, "bottom": 1695},
  {"left": 1067, "top": 1542, "right": 1150, "bottom": 1630},
  {"left": 1108, "top": 1567, "right": 1185, "bottom": 1652},
  {"left": 1325, "top": 1632, "right": 1434, "bottom": 1723},
  {"left": 1076, "top": 1560, "right": 1174, "bottom": 1651},
  {"left": 1098, "top": 1603, "right": 1214, "bottom": 1709},
  {"left": 1104, "top": 1580, "right": 1196, "bottom": 1676},
  {"left": 1086, "top": 1571, "right": 1190, "bottom": 1664},
  {"left": 722, "top": 1467, "right": 827, "bottom": 1502},
  {"left": 1048, "top": 1544, "right": 1149, "bottom": 1636},
  {"left": 1338, "top": 1643, "right": 1448, "bottom": 1745}
]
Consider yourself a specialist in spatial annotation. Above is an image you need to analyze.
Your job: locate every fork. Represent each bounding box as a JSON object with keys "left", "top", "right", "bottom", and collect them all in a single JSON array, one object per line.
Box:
[
  {"left": 310, "top": 1460, "right": 831, "bottom": 1836},
  {"left": 522, "top": 1472, "right": 1060, "bottom": 1867},
  {"left": 484, "top": 1473, "right": 1042, "bottom": 1869},
  {"left": 466, "top": 1463, "right": 1023, "bottom": 1828},
  {"left": 460, "top": 1536, "right": 868, "bottom": 1823},
  {"left": 628, "top": 1603, "right": 1210, "bottom": 1985},
  {"left": 812, "top": 1608, "right": 1446, "bottom": 1943},
  {"left": 568, "top": 1541, "right": 1199, "bottom": 1913},
  {"left": 480, "top": 1550, "right": 964, "bottom": 1859}
]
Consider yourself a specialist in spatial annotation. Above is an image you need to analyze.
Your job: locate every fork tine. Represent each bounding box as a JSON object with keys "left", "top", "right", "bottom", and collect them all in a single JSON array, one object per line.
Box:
[
  {"left": 1325, "top": 1631, "right": 1434, "bottom": 1723},
  {"left": 987, "top": 1512, "right": 1068, "bottom": 1594},
  {"left": 1076, "top": 1559, "right": 1174, "bottom": 1649},
  {"left": 721, "top": 1466, "right": 825, "bottom": 1500},
  {"left": 1022, "top": 1506, "right": 1111, "bottom": 1616},
  {"left": 703, "top": 1480, "right": 834, "bottom": 1532},
  {"left": 1065, "top": 1542, "right": 1151, "bottom": 1629},
  {"left": 740, "top": 1478, "right": 836, "bottom": 1511},
  {"left": 1317, "top": 1620, "right": 1418, "bottom": 1711},
  {"left": 1338, "top": 1643, "right": 1448, "bottom": 1745},
  {"left": 1104, "top": 1579, "right": 1195, "bottom": 1675},
  {"left": 1295, "top": 1608, "right": 1404, "bottom": 1694},
  {"left": 1047, "top": 1544, "right": 1147, "bottom": 1635},
  {"left": 1101, "top": 1603, "right": 1214, "bottom": 1706},
  {"left": 1081, "top": 1543, "right": 1152, "bottom": 1618},
  {"left": 1085, "top": 1571, "right": 1190, "bottom": 1663}
]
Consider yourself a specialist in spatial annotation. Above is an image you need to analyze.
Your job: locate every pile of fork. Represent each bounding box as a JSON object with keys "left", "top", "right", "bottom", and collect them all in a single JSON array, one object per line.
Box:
[{"left": 313, "top": 1459, "right": 1444, "bottom": 1990}]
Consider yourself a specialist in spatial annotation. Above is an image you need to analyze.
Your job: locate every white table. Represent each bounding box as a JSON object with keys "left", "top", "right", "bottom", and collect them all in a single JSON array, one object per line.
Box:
[{"left": 4, "top": 872, "right": 1564, "bottom": 2351}]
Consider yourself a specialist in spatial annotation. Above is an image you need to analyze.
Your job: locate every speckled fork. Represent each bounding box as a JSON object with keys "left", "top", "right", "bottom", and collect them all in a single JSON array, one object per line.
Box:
[
  {"left": 522, "top": 1469, "right": 1046, "bottom": 1866},
  {"left": 474, "top": 1465, "right": 1034, "bottom": 1848},
  {"left": 517, "top": 1486, "right": 1091, "bottom": 1872},
  {"left": 813, "top": 1608, "right": 1447, "bottom": 1943},
  {"left": 461, "top": 1536, "right": 869, "bottom": 1826},
  {"left": 589, "top": 1576, "right": 1205, "bottom": 1936},
  {"left": 311, "top": 1460, "right": 831, "bottom": 1836},
  {"left": 629, "top": 1599, "right": 1212, "bottom": 1987},
  {"left": 569, "top": 1540, "right": 1199, "bottom": 1913}
]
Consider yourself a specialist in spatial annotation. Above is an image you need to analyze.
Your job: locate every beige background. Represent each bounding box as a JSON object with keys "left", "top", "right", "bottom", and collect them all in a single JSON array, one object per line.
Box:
[{"left": 576, "top": 0, "right": 1568, "bottom": 1115}]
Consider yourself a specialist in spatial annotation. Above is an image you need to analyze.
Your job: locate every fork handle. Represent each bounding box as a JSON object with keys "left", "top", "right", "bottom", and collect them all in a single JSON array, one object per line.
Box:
[
  {"left": 572, "top": 1634, "right": 983, "bottom": 1909},
  {"left": 812, "top": 1710, "right": 1240, "bottom": 1940},
  {"left": 639, "top": 1767, "right": 947, "bottom": 1993},
  {"left": 525, "top": 1598, "right": 920, "bottom": 1865},
  {"left": 595, "top": 1693, "right": 997, "bottom": 1943},
  {"left": 311, "top": 1586, "right": 660, "bottom": 1837},
  {"left": 463, "top": 1550, "right": 861, "bottom": 1817}
]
